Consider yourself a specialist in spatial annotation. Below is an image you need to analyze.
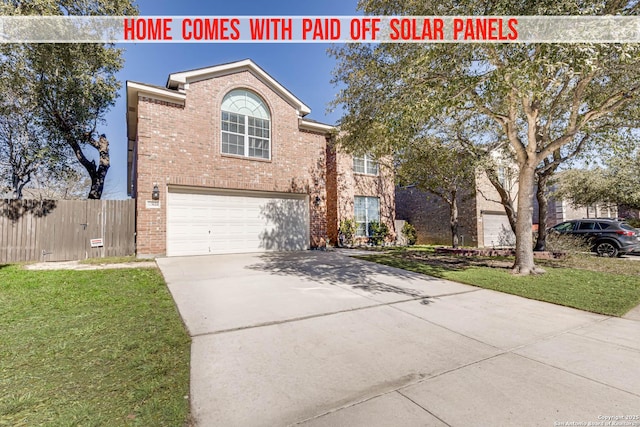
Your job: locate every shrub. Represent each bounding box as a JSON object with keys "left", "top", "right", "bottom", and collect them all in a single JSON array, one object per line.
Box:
[
  {"left": 624, "top": 217, "right": 640, "bottom": 228},
  {"left": 338, "top": 218, "right": 357, "bottom": 247},
  {"left": 545, "top": 232, "right": 592, "bottom": 255},
  {"left": 402, "top": 222, "right": 417, "bottom": 246},
  {"left": 369, "top": 221, "right": 390, "bottom": 246}
]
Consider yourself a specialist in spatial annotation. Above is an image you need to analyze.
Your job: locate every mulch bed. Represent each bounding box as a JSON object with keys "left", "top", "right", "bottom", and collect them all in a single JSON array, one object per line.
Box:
[{"left": 434, "top": 247, "right": 566, "bottom": 259}]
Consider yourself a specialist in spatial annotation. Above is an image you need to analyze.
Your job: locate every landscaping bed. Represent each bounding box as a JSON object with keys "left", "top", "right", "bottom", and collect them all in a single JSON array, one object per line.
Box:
[
  {"left": 434, "top": 246, "right": 566, "bottom": 259},
  {"left": 0, "top": 265, "right": 191, "bottom": 426}
]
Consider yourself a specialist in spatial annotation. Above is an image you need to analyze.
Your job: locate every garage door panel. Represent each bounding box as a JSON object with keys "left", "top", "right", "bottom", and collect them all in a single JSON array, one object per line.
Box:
[
  {"left": 482, "top": 213, "right": 515, "bottom": 248},
  {"left": 167, "top": 190, "right": 309, "bottom": 256}
]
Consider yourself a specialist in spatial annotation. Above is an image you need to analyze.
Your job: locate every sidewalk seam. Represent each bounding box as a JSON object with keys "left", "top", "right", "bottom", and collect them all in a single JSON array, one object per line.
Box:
[
  {"left": 514, "top": 352, "right": 640, "bottom": 399},
  {"left": 396, "top": 390, "right": 453, "bottom": 427}
]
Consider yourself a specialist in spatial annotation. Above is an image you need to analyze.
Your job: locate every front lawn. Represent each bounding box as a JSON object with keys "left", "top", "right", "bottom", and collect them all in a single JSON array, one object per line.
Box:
[
  {"left": 79, "top": 256, "right": 153, "bottom": 265},
  {"left": 359, "top": 248, "right": 640, "bottom": 316},
  {"left": 0, "top": 265, "right": 191, "bottom": 426}
]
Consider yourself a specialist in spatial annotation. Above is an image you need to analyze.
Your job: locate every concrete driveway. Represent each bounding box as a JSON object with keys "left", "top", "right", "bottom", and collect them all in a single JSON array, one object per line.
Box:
[{"left": 157, "top": 251, "right": 640, "bottom": 427}]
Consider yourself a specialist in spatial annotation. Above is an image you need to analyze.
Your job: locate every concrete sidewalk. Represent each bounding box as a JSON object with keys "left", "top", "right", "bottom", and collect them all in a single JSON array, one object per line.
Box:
[{"left": 157, "top": 251, "right": 640, "bottom": 427}]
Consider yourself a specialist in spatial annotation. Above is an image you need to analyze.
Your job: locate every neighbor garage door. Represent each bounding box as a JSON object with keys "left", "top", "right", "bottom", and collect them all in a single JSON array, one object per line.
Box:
[
  {"left": 482, "top": 213, "right": 515, "bottom": 247},
  {"left": 167, "top": 188, "right": 309, "bottom": 256}
]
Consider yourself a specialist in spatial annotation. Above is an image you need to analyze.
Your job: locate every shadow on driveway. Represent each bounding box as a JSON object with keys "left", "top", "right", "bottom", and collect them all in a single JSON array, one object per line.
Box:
[{"left": 246, "top": 251, "right": 438, "bottom": 300}]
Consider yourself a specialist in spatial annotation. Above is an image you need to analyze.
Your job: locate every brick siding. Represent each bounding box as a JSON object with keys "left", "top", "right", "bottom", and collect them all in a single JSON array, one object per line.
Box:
[
  {"left": 395, "top": 186, "right": 478, "bottom": 246},
  {"left": 326, "top": 144, "right": 396, "bottom": 244},
  {"left": 134, "top": 71, "right": 329, "bottom": 255}
]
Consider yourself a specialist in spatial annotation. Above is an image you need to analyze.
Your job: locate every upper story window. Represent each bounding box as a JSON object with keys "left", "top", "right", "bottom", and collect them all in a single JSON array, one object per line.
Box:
[
  {"left": 221, "top": 89, "right": 271, "bottom": 160},
  {"left": 353, "top": 154, "right": 378, "bottom": 175}
]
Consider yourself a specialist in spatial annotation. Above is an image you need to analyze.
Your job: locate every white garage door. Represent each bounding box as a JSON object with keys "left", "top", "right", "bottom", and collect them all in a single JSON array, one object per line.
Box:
[
  {"left": 167, "top": 189, "right": 309, "bottom": 256},
  {"left": 482, "top": 213, "right": 515, "bottom": 248}
]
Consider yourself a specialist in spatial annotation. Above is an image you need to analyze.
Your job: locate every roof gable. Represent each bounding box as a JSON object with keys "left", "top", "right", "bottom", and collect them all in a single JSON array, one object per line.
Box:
[{"left": 166, "top": 59, "right": 311, "bottom": 117}]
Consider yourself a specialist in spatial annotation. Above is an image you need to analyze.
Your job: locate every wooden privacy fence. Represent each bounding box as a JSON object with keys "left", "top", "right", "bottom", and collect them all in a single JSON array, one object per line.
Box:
[{"left": 0, "top": 199, "right": 135, "bottom": 263}]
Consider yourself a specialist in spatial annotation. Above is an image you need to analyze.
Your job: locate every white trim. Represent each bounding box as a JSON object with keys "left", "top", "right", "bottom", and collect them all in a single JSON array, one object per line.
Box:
[
  {"left": 127, "top": 81, "right": 186, "bottom": 103},
  {"left": 221, "top": 89, "right": 272, "bottom": 160},
  {"left": 299, "top": 118, "right": 335, "bottom": 134},
  {"left": 167, "top": 59, "right": 312, "bottom": 116},
  {"left": 353, "top": 154, "right": 379, "bottom": 176},
  {"left": 126, "top": 81, "right": 186, "bottom": 143},
  {"left": 221, "top": 112, "right": 272, "bottom": 161},
  {"left": 167, "top": 185, "right": 309, "bottom": 200}
]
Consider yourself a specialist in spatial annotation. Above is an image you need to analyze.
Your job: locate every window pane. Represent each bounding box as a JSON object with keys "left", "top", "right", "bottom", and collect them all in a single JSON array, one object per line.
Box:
[
  {"left": 354, "top": 197, "right": 366, "bottom": 222},
  {"left": 249, "top": 137, "right": 270, "bottom": 159},
  {"left": 221, "top": 90, "right": 270, "bottom": 159},
  {"left": 222, "top": 112, "right": 245, "bottom": 134},
  {"left": 222, "top": 132, "right": 245, "bottom": 156},
  {"left": 354, "top": 196, "right": 380, "bottom": 237},
  {"left": 247, "top": 117, "right": 271, "bottom": 158},
  {"left": 355, "top": 155, "right": 379, "bottom": 175},
  {"left": 367, "top": 197, "right": 380, "bottom": 222},
  {"left": 366, "top": 159, "right": 379, "bottom": 175},
  {"left": 553, "top": 222, "right": 574, "bottom": 232},
  {"left": 497, "top": 166, "right": 506, "bottom": 186},
  {"left": 354, "top": 196, "right": 367, "bottom": 236}
]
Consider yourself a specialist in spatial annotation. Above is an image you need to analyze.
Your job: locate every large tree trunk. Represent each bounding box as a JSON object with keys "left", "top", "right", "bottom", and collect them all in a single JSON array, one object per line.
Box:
[
  {"left": 534, "top": 173, "right": 549, "bottom": 251},
  {"left": 87, "top": 135, "right": 110, "bottom": 199},
  {"left": 69, "top": 134, "right": 110, "bottom": 200},
  {"left": 450, "top": 194, "right": 459, "bottom": 248},
  {"left": 512, "top": 163, "right": 544, "bottom": 275},
  {"left": 11, "top": 171, "right": 30, "bottom": 199},
  {"left": 87, "top": 163, "right": 109, "bottom": 199}
]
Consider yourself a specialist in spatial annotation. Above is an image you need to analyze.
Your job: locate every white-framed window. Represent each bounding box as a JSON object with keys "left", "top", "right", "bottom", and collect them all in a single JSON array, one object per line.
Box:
[
  {"left": 221, "top": 89, "right": 271, "bottom": 160},
  {"left": 497, "top": 165, "right": 514, "bottom": 188},
  {"left": 353, "top": 154, "right": 379, "bottom": 175},
  {"left": 354, "top": 196, "right": 380, "bottom": 237},
  {"left": 555, "top": 201, "right": 565, "bottom": 221}
]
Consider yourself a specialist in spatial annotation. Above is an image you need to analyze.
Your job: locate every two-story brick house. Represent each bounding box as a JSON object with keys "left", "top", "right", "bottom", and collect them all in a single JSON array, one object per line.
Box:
[
  {"left": 396, "top": 161, "right": 517, "bottom": 248},
  {"left": 126, "top": 59, "right": 395, "bottom": 257}
]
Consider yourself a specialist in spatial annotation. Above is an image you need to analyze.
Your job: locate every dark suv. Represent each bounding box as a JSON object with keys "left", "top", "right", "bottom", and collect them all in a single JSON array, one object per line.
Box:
[{"left": 550, "top": 219, "right": 640, "bottom": 257}]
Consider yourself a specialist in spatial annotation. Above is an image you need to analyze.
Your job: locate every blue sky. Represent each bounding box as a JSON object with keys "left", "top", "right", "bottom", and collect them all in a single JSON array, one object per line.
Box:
[{"left": 102, "top": 0, "right": 361, "bottom": 198}]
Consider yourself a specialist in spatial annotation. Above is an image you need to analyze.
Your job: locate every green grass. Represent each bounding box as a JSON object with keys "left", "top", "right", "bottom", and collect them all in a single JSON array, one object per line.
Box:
[
  {"left": 0, "top": 266, "right": 191, "bottom": 426},
  {"left": 360, "top": 252, "right": 640, "bottom": 317}
]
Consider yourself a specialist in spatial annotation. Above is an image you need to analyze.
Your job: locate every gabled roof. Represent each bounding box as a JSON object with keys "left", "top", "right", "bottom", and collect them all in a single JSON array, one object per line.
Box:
[{"left": 166, "top": 59, "right": 312, "bottom": 116}]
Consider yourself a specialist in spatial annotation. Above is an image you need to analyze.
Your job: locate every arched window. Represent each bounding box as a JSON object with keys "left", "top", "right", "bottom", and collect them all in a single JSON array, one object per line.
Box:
[{"left": 221, "top": 89, "right": 271, "bottom": 159}]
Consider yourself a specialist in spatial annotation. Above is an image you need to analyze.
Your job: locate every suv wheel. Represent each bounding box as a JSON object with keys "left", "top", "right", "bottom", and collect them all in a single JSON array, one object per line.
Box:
[{"left": 595, "top": 241, "right": 619, "bottom": 257}]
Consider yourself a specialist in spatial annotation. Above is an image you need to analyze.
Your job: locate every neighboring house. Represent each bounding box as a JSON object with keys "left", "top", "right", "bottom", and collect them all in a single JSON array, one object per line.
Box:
[
  {"left": 396, "top": 162, "right": 517, "bottom": 248},
  {"left": 398, "top": 162, "right": 625, "bottom": 248},
  {"left": 543, "top": 197, "right": 619, "bottom": 227},
  {"left": 619, "top": 205, "right": 640, "bottom": 221},
  {"left": 126, "top": 59, "right": 395, "bottom": 257}
]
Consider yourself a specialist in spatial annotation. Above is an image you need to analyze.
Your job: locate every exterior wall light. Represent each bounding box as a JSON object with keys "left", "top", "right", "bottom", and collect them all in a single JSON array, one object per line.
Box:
[
  {"left": 314, "top": 196, "right": 321, "bottom": 206},
  {"left": 152, "top": 184, "right": 160, "bottom": 200}
]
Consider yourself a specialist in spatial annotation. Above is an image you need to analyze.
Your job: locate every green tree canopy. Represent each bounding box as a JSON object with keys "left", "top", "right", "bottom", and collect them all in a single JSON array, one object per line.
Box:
[
  {"left": 555, "top": 148, "right": 640, "bottom": 210},
  {"left": 0, "top": 0, "right": 137, "bottom": 199},
  {"left": 397, "top": 137, "right": 477, "bottom": 248},
  {"left": 331, "top": 0, "right": 640, "bottom": 274}
]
